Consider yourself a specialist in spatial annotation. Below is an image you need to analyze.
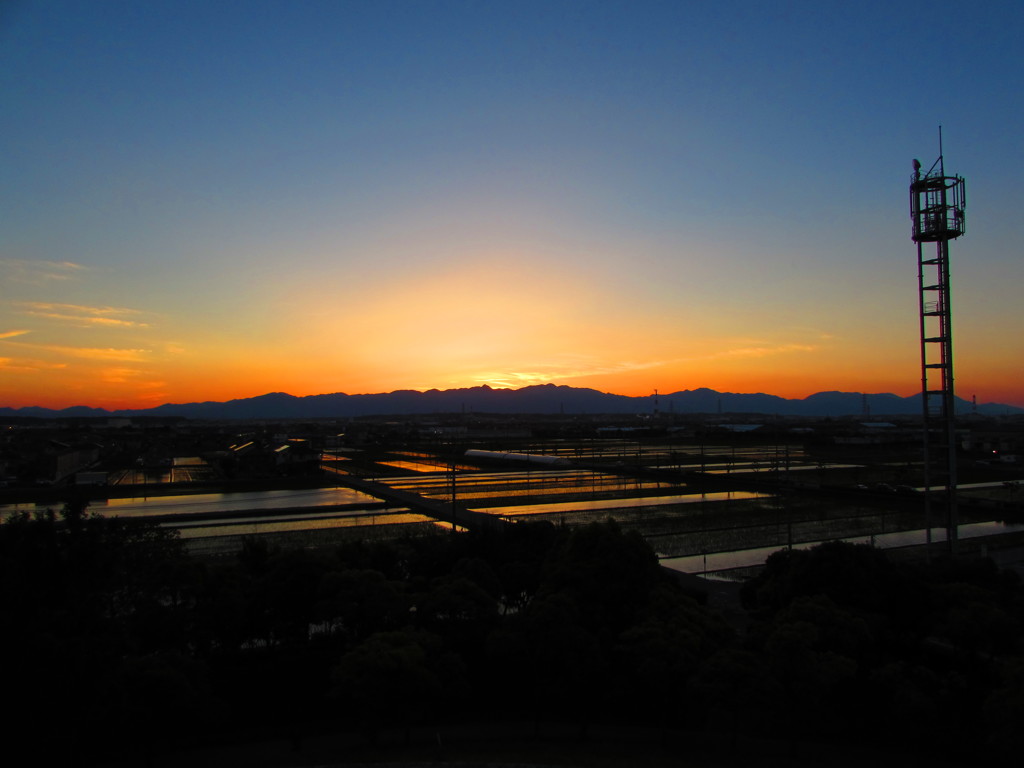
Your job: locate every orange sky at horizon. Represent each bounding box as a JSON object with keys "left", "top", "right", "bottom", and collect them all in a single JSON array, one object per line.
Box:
[
  {"left": 1, "top": 247, "right": 1021, "bottom": 411},
  {"left": 2, "top": 317, "right": 1019, "bottom": 412},
  {"left": 2, "top": 234, "right": 1020, "bottom": 411}
]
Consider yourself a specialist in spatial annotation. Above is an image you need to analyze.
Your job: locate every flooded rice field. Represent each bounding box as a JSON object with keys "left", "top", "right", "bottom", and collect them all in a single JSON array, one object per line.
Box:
[
  {"left": 384, "top": 469, "right": 678, "bottom": 501},
  {"left": 8, "top": 436, "right": 1023, "bottom": 571}
]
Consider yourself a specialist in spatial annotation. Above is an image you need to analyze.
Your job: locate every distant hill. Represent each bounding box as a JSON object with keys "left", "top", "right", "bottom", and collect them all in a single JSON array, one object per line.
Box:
[{"left": 2, "top": 384, "right": 1021, "bottom": 420}]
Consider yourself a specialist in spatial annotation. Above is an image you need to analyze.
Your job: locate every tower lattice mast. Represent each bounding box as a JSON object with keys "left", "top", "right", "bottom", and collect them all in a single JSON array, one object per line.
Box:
[{"left": 909, "top": 132, "right": 966, "bottom": 556}]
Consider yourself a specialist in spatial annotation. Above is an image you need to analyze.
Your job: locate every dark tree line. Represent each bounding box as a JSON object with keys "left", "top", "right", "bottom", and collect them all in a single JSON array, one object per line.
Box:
[
  {"left": 740, "top": 541, "right": 1024, "bottom": 759},
  {"left": 3, "top": 505, "right": 1024, "bottom": 765}
]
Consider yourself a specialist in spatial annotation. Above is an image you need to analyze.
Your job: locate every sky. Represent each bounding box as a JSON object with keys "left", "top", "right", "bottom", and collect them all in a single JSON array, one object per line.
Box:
[{"left": 2, "top": 0, "right": 1023, "bottom": 411}]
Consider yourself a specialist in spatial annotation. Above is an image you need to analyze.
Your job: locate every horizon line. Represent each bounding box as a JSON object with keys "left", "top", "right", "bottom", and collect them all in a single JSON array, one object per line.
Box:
[{"left": 4, "top": 383, "right": 1020, "bottom": 415}]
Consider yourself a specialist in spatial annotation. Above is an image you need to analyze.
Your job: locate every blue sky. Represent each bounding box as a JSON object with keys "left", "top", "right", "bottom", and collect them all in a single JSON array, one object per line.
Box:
[{"left": 2, "top": 0, "right": 1022, "bottom": 409}]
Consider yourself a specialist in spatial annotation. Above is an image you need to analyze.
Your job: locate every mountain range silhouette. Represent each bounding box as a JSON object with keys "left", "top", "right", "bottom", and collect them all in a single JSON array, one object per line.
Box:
[{"left": 3, "top": 385, "right": 1020, "bottom": 419}]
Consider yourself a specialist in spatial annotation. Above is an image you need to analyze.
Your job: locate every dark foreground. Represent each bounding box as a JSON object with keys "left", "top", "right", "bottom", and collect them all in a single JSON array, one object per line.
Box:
[
  {"left": 4, "top": 504, "right": 1024, "bottom": 767},
  {"left": 100, "top": 720, "right": 975, "bottom": 768}
]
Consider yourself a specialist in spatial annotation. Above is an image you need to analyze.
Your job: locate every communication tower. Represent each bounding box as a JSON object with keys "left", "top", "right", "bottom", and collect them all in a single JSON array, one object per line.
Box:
[{"left": 909, "top": 133, "right": 966, "bottom": 556}]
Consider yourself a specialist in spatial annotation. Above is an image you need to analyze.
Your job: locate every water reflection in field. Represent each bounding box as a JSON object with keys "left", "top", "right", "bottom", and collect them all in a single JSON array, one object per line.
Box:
[
  {"left": 661, "top": 520, "right": 1024, "bottom": 574},
  {"left": 480, "top": 490, "right": 767, "bottom": 518},
  {"left": 383, "top": 469, "right": 684, "bottom": 501},
  {"left": 173, "top": 509, "right": 430, "bottom": 538},
  {"left": 101, "top": 487, "right": 381, "bottom": 517},
  {"left": 177, "top": 510, "right": 439, "bottom": 557},
  {"left": 0, "top": 486, "right": 385, "bottom": 522},
  {"left": 0, "top": 486, "right": 433, "bottom": 558},
  {"left": 7, "top": 432, "right": 1019, "bottom": 571}
]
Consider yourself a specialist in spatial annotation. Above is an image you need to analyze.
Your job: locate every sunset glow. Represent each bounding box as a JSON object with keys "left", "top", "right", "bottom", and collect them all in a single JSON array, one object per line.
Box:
[{"left": 2, "top": 1, "right": 1022, "bottom": 411}]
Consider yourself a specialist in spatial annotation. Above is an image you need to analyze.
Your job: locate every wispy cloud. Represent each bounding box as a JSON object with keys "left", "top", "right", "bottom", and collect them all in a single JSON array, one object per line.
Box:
[
  {"left": 98, "top": 368, "right": 169, "bottom": 398},
  {"left": 0, "top": 329, "right": 31, "bottom": 340},
  {"left": 0, "top": 356, "right": 68, "bottom": 373},
  {"left": 0, "top": 259, "right": 87, "bottom": 284},
  {"left": 469, "top": 357, "right": 672, "bottom": 389},
  {"left": 61, "top": 346, "right": 151, "bottom": 362},
  {"left": 461, "top": 342, "right": 822, "bottom": 390},
  {"left": 1, "top": 339, "right": 150, "bottom": 362},
  {"left": 101, "top": 367, "right": 146, "bottom": 383},
  {"left": 469, "top": 371, "right": 552, "bottom": 388},
  {"left": 715, "top": 343, "right": 817, "bottom": 359},
  {"left": 17, "top": 302, "right": 150, "bottom": 328}
]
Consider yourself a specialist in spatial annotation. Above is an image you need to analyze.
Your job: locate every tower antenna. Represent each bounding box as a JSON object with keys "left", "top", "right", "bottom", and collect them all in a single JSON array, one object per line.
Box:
[{"left": 909, "top": 132, "right": 966, "bottom": 557}]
